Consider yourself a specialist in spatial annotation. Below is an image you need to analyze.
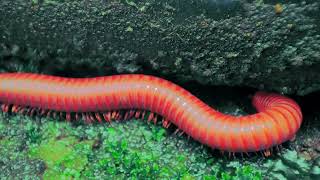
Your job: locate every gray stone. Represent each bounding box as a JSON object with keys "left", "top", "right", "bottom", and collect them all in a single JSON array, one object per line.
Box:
[{"left": 0, "top": 0, "right": 319, "bottom": 95}]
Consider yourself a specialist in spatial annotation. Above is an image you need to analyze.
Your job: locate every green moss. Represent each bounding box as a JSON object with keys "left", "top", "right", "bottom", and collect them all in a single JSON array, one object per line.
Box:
[
  {"left": 1, "top": 107, "right": 319, "bottom": 179},
  {"left": 29, "top": 136, "right": 94, "bottom": 179},
  {"left": 41, "top": 121, "right": 74, "bottom": 139},
  {"left": 235, "top": 165, "right": 262, "bottom": 180},
  {"left": 0, "top": 137, "right": 21, "bottom": 160},
  {"left": 78, "top": 120, "right": 263, "bottom": 179}
]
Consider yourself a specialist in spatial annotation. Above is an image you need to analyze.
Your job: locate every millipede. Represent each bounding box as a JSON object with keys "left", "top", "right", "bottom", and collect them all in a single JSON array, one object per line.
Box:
[{"left": 0, "top": 72, "right": 303, "bottom": 156}]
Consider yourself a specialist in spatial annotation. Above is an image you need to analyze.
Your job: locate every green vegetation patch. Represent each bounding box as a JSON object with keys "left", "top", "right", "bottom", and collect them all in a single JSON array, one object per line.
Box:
[
  {"left": 2, "top": 110, "right": 320, "bottom": 179},
  {"left": 80, "top": 120, "right": 263, "bottom": 179},
  {"left": 29, "top": 136, "right": 94, "bottom": 179}
]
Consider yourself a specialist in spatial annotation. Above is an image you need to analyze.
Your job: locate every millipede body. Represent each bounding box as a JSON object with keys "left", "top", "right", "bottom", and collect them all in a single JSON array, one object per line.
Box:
[{"left": 0, "top": 73, "right": 303, "bottom": 154}]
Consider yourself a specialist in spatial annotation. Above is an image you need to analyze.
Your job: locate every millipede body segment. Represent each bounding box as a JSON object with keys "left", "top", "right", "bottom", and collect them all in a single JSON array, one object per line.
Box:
[{"left": 0, "top": 73, "right": 303, "bottom": 154}]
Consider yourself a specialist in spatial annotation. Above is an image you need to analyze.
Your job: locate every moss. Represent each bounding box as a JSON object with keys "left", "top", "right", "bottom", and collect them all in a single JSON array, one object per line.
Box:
[
  {"left": 0, "top": 117, "right": 45, "bottom": 179},
  {"left": 0, "top": 137, "right": 20, "bottom": 160},
  {"left": 0, "top": 111, "right": 311, "bottom": 179},
  {"left": 29, "top": 136, "right": 94, "bottom": 179},
  {"left": 78, "top": 120, "right": 263, "bottom": 179}
]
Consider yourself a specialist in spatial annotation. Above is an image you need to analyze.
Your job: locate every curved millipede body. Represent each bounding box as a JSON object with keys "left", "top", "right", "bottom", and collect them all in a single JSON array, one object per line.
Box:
[{"left": 0, "top": 73, "right": 303, "bottom": 154}]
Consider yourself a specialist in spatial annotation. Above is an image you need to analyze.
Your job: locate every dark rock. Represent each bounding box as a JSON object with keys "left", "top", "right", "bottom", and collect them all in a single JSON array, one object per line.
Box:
[
  {"left": 0, "top": 0, "right": 319, "bottom": 95},
  {"left": 315, "top": 143, "right": 320, "bottom": 153}
]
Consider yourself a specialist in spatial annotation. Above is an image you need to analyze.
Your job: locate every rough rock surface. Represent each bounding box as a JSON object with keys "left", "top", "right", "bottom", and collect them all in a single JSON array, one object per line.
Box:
[{"left": 0, "top": 0, "right": 319, "bottom": 95}]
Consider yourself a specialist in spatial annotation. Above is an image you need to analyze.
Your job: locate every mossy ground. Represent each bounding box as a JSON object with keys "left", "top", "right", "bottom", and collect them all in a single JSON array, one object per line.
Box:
[
  {"left": 0, "top": 114, "right": 262, "bottom": 179},
  {"left": 0, "top": 87, "right": 319, "bottom": 179}
]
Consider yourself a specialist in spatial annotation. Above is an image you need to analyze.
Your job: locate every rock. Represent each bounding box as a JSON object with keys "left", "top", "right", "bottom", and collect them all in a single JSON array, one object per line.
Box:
[
  {"left": 303, "top": 138, "right": 313, "bottom": 148},
  {"left": 300, "top": 151, "right": 312, "bottom": 161},
  {"left": 315, "top": 143, "right": 320, "bottom": 153},
  {"left": 0, "top": 0, "right": 319, "bottom": 95}
]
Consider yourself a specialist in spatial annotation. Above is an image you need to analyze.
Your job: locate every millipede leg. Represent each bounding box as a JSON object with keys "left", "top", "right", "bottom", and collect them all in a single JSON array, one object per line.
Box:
[
  {"left": 153, "top": 115, "right": 157, "bottom": 125},
  {"left": 178, "top": 131, "right": 184, "bottom": 136},
  {"left": 141, "top": 111, "right": 146, "bottom": 120},
  {"left": 0, "top": 104, "right": 5, "bottom": 112},
  {"left": 30, "top": 108, "right": 37, "bottom": 116},
  {"left": 53, "top": 111, "right": 58, "bottom": 119},
  {"left": 129, "top": 110, "right": 135, "bottom": 119},
  {"left": 82, "top": 113, "right": 86, "bottom": 122},
  {"left": 147, "top": 113, "right": 154, "bottom": 123},
  {"left": 111, "top": 111, "right": 115, "bottom": 119},
  {"left": 59, "top": 112, "right": 64, "bottom": 119},
  {"left": 102, "top": 112, "right": 111, "bottom": 123},
  {"left": 135, "top": 110, "right": 141, "bottom": 119},
  {"left": 40, "top": 109, "right": 47, "bottom": 116},
  {"left": 95, "top": 112, "right": 103, "bottom": 123},
  {"left": 116, "top": 111, "right": 122, "bottom": 120},
  {"left": 75, "top": 113, "right": 80, "bottom": 121},
  {"left": 124, "top": 111, "right": 129, "bottom": 120},
  {"left": 15, "top": 106, "right": 23, "bottom": 113},
  {"left": 1, "top": 104, "right": 9, "bottom": 112},
  {"left": 66, "top": 112, "right": 71, "bottom": 121},
  {"left": 165, "top": 122, "right": 171, "bottom": 128},
  {"left": 85, "top": 113, "right": 94, "bottom": 123},
  {"left": 263, "top": 149, "right": 271, "bottom": 157},
  {"left": 162, "top": 118, "right": 170, "bottom": 128},
  {"left": 245, "top": 152, "right": 250, "bottom": 157},
  {"left": 86, "top": 113, "right": 91, "bottom": 123},
  {"left": 46, "top": 110, "right": 51, "bottom": 118},
  {"left": 11, "top": 105, "right": 19, "bottom": 113},
  {"left": 228, "top": 152, "right": 236, "bottom": 159},
  {"left": 220, "top": 151, "right": 225, "bottom": 156},
  {"left": 87, "top": 113, "right": 95, "bottom": 123},
  {"left": 112, "top": 111, "right": 121, "bottom": 120}
]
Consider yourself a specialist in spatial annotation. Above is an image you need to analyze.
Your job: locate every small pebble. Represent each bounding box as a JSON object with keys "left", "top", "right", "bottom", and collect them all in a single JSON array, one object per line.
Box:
[
  {"left": 300, "top": 151, "right": 312, "bottom": 161},
  {"left": 315, "top": 143, "right": 320, "bottom": 153},
  {"left": 274, "top": 3, "right": 283, "bottom": 14},
  {"left": 303, "top": 138, "right": 313, "bottom": 148}
]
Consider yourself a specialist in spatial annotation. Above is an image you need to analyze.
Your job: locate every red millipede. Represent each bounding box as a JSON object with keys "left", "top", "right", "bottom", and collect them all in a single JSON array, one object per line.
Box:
[{"left": 0, "top": 72, "right": 303, "bottom": 155}]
